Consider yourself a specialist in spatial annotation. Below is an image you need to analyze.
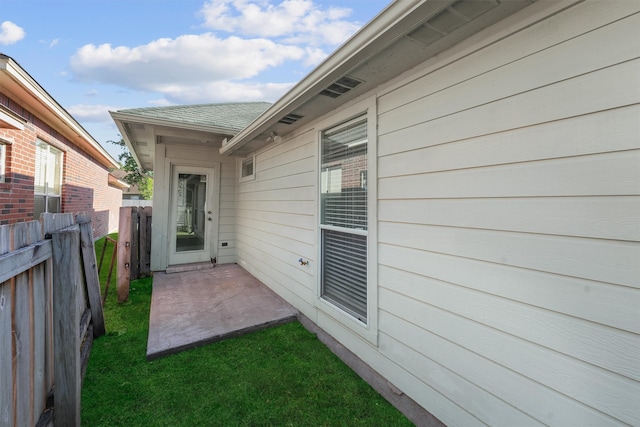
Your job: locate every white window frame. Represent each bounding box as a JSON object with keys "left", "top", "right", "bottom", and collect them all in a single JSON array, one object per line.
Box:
[
  {"left": 0, "top": 141, "right": 6, "bottom": 183},
  {"left": 238, "top": 153, "right": 255, "bottom": 183},
  {"left": 316, "top": 96, "right": 378, "bottom": 346},
  {"left": 34, "top": 140, "right": 63, "bottom": 218}
]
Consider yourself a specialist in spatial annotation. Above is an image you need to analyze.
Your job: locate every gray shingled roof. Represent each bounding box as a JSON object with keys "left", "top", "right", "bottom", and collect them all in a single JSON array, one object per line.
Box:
[{"left": 117, "top": 102, "right": 272, "bottom": 132}]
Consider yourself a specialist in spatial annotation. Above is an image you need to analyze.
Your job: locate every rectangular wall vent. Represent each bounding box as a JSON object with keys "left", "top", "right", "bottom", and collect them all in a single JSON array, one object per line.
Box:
[
  {"left": 406, "top": 0, "right": 498, "bottom": 47},
  {"left": 320, "top": 76, "right": 364, "bottom": 98},
  {"left": 278, "top": 113, "right": 304, "bottom": 125}
]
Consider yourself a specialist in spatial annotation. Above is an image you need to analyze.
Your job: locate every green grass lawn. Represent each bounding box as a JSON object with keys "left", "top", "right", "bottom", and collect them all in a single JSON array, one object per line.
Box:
[{"left": 82, "top": 234, "right": 413, "bottom": 426}]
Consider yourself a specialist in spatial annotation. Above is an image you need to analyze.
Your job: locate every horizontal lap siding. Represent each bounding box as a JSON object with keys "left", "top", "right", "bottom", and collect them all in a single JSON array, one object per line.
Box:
[
  {"left": 236, "top": 135, "right": 317, "bottom": 319},
  {"left": 377, "top": 2, "right": 640, "bottom": 426},
  {"left": 218, "top": 160, "right": 237, "bottom": 264}
]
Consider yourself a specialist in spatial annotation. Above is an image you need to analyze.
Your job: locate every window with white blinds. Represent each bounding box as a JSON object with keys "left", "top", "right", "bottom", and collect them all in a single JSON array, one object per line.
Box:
[
  {"left": 0, "top": 143, "right": 6, "bottom": 183},
  {"left": 320, "top": 116, "right": 368, "bottom": 323},
  {"left": 34, "top": 140, "right": 62, "bottom": 219}
]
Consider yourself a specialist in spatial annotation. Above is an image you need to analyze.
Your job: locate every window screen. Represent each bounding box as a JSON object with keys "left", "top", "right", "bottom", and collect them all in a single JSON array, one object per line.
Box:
[{"left": 320, "top": 116, "right": 368, "bottom": 322}]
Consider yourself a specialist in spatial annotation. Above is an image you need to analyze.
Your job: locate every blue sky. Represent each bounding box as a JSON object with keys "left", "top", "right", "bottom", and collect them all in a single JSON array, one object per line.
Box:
[{"left": 0, "top": 0, "right": 390, "bottom": 159}]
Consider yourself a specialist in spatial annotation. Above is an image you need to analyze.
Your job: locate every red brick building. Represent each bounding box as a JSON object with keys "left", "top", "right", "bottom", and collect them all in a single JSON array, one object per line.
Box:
[{"left": 0, "top": 54, "right": 124, "bottom": 238}]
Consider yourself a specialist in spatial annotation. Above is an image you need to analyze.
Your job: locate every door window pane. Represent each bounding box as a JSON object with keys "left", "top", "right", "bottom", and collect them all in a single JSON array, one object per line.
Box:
[{"left": 175, "top": 173, "right": 207, "bottom": 252}]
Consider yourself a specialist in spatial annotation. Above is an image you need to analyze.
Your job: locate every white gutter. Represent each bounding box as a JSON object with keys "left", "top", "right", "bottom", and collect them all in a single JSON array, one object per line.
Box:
[
  {"left": 0, "top": 55, "right": 119, "bottom": 169},
  {"left": 219, "top": 0, "right": 441, "bottom": 156}
]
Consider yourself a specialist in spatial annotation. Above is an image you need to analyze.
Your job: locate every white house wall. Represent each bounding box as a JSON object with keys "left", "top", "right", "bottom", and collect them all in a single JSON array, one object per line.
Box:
[{"left": 235, "top": 1, "right": 640, "bottom": 425}]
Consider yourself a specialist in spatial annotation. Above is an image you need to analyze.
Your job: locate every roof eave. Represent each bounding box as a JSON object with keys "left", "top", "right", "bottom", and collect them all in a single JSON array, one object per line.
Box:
[
  {"left": 219, "top": 0, "right": 433, "bottom": 156},
  {"left": 110, "top": 110, "right": 243, "bottom": 136},
  {"left": 0, "top": 55, "right": 119, "bottom": 169}
]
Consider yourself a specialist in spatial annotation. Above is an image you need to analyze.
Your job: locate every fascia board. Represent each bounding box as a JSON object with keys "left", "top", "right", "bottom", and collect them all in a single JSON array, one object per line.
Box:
[
  {"left": 220, "top": 0, "right": 439, "bottom": 156},
  {"left": 1, "top": 56, "right": 119, "bottom": 169},
  {"left": 110, "top": 111, "right": 143, "bottom": 170}
]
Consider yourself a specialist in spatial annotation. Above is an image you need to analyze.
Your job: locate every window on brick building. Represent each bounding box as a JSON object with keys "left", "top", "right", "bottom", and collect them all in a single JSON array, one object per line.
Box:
[
  {"left": 34, "top": 140, "right": 63, "bottom": 219},
  {"left": 0, "top": 142, "right": 6, "bottom": 183}
]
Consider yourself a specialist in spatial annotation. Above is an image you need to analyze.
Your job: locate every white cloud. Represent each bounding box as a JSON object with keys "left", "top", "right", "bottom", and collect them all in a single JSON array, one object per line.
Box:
[
  {"left": 303, "top": 46, "right": 329, "bottom": 68},
  {"left": 0, "top": 21, "right": 25, "bottom": 45},
  {"left": 70, "top": 33, "right": 304, "bottom": 99},
  {"left": 147, "top": 98, "right": 174, "bottom": 107},
  {"left": 67, "top": 1, "right": 366, "bottom": 105},
  {"left": 162, "top": 80, "right": 295, "bottom": 104},
  {"left": 199, "top": 0, "right": 360, "bottom": 48},
  {"left": 67, "top": 104, "right": 121, "bottom": 123}
]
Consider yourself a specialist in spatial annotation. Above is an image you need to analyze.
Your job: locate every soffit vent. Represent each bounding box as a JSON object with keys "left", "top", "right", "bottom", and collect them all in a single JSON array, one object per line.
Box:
[
  {"left": 124, "top": 122, "right": 146, "bottom": 138},
  {"left": 278, "top": 113, "right": 304, "bottom": 125},
  {"left": 406, "top": 0, "right": 499, "bottom": 47},
  {"left": 319, "top": 76, "right": 364, "bottom": 98}
]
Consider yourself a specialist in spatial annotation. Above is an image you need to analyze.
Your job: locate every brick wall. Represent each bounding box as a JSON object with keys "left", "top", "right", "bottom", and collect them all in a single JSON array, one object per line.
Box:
[{"left": 0, "top": 93, "right": 121, "bottom": 238}]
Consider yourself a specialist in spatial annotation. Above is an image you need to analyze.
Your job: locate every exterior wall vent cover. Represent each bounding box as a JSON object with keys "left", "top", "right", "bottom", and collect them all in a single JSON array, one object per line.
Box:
[
  {"left": 278, "top": 113, "right": 304, "bottom": 125},
  {"left": 320, "top": 76, "right": 364, "bottom": 98},
  {"left": 406, "top": 0, "right": 499, "bottom": 47}
]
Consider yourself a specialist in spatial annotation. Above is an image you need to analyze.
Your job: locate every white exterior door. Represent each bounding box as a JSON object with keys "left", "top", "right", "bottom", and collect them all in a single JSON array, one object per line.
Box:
[{"left": 168, "top": 165, "right": 216, "bottom": 266}]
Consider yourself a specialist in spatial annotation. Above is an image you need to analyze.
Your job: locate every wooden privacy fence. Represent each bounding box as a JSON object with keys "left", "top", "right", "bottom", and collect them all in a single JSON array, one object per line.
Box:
[
  {"left": 117, "top": 206, "right": 152, "bottom": 303},
  {"left": 0, "top": 213, "right": 105, "bottom": 427}
]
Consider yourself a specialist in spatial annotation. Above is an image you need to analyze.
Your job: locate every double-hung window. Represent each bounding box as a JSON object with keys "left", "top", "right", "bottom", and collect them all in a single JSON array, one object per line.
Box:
[
  {"left": 0, "top": 142, "right": 6, "bottom": 183},
  {"left": 320, "top": 116, "right": 368, "bottom": 323},
  {"left": 34, "top": 140, "right": 63, "bottom": 219}
]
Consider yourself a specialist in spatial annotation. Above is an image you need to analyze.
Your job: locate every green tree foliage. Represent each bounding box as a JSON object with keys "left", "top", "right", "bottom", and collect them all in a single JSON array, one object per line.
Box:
[{"left": 109, "top": 138, "right": 153, "bottom": 200}]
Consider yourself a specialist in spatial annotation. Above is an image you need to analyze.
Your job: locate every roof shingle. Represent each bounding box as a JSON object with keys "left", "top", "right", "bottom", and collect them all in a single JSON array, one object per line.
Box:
[{"left": 117, "top": 102, "right": 272, "bottom": 133}]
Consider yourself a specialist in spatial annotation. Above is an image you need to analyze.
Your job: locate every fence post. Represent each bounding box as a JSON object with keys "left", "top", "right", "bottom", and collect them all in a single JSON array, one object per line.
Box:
[
  {"left": 52, "top": 226, "right": 81, "bottom": 427},
  {"left": 139, "top": 207, "right": 152, "bottom": 277},
  {"left": 117, "top": 207, "right": 131, "bottom": 303}
]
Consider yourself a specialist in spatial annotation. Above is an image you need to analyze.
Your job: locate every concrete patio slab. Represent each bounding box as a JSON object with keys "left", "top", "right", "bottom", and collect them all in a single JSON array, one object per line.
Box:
[{"left": 146, "top": 263, "right": 298, "bottom": 360}]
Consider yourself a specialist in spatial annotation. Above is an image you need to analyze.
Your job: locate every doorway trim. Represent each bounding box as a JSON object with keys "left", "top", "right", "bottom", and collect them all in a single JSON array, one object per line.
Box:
[{"left": 166, "top": 162, "right": 221, "bottom": 267}]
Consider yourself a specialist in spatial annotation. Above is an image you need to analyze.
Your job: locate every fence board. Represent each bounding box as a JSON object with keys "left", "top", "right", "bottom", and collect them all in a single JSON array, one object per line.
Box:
[
  {"left": 52, "top": 227, "right": 81, "bottom": 427},
  {"left": 15, "top": 268, "right": 32, "bottom": 427},
  {"left": 0, "top": 241, "right": 52, "bottom": 284},
  {"left": 117, "top": 207, "right": 132, "bottom": 302},
  {"left": 76, "top": 213, "right": 105, "bottom": 337},
  {"left": 1, "top": 214, "right": 103, "bottom": 426},
  {"left": 140, "top": 207, "right": 152, "bottom": 277},
  {"left": 11, "top": 223, "right": 27, "bottom": 427},
  {"left": 131, "top": 208, "right": 140, "bottom": 281},
  {"left": 0, "top": 280, "right": 12, "bottom": 427},
  {"left": 32, "top": 262, "right": 46, "bottom": 424}
]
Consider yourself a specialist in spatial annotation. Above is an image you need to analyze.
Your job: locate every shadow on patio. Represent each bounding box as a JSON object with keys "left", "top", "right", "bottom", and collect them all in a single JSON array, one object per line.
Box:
[{"left": 146, "top": 263, "right": 298, "bottom": 360}]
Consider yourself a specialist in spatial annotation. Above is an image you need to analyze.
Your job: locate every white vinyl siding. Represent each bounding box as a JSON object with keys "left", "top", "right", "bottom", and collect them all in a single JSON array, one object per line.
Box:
[
  {"left": 375, "top": 1, "right": 640, "bottom": 426},
  {"left": 232, "top": 1, "right": 639, "bottom": 425},
  {"left": 236, "top": 132, "right": 318, "bottom": 319}
]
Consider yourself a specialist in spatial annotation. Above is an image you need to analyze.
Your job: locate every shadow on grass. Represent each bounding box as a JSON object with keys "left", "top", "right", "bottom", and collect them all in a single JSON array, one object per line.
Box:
[{"left": 82, "top": 235, "right": 413, "bottom": 426}]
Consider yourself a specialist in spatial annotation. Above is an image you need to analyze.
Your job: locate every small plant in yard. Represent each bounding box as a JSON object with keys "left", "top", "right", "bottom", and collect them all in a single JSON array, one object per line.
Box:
[{"left": 83, "top": 235, "right": 413, "bottom": 426}]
